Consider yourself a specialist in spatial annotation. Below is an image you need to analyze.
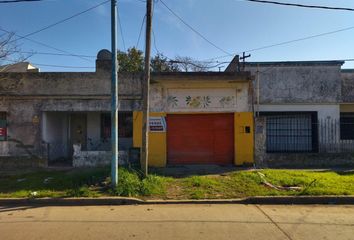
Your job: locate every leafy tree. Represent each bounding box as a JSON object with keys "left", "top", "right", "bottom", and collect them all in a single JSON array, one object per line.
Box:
[
  {"left": 117, "top": 47, "right": 211, "bottom": 73},
  {"left": 117, "top": 47, "right": 144, "bottom": 72}
]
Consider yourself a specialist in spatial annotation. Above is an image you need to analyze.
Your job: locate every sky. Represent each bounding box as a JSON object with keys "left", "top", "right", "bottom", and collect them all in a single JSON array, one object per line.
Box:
[{"left": 0, "top": 0, "right": 354, "bottom": 72}]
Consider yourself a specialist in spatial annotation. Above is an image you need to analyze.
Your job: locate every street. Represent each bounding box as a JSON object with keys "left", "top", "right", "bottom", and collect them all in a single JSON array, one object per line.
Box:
[{"left": 0, "top": 204, "right": 353, "bottom": 240}]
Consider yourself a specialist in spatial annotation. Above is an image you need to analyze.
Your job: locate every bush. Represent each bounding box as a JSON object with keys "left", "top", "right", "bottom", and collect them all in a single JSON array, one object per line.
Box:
[{"left": 111, "top": 169, "right": 167, "bottom": 197}]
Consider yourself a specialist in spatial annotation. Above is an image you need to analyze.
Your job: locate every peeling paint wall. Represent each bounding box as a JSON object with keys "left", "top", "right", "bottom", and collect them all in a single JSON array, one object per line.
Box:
[
  {"left": 150, "top": 81, "right": 251, "bottom": 113},
  {"left": 0, "top": 66, "right": 251, "bottom": 167},
  {"left": 341, "top": 70, "right": 354, "bottom": 103},
  {"left": 0, "top": 68, "right": 143, "bottom": 163},
  {"left": 246, "top": 64, "right": 342, "bottom": 104}
]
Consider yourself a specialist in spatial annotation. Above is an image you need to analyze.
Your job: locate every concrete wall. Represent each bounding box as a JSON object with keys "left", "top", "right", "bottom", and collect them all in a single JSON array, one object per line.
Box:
[
  {"left": 0, "top": 65, "right": 250, "bottom": 168},
  {"left": 244, "top": 63, "right": 343, "bottom": 104},
  {"left": 87, "top": 112, "right": 101, "bottom": 150},
  {"left": 341, "top": 70, "right": 354, "bottom": 103},
  {"left": 150, "top": 80, "right": 251, "bottom": 113}
]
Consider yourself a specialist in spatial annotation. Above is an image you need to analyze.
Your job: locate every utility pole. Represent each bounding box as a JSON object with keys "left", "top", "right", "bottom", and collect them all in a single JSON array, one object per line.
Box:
[
  {"left": 141, "top": 0, "right": 153, "bottom": 176},
  {"left": 111, "top": 0, "right": 119, "bottom": 187},
  {"left": 240, "top": 52, "right": 251, "bottom": 71}
]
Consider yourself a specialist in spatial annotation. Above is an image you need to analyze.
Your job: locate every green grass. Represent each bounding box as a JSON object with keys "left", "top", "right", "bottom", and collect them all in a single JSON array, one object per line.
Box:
[{"left": 0, "top": 168, "right": 353, "bottom": 199}]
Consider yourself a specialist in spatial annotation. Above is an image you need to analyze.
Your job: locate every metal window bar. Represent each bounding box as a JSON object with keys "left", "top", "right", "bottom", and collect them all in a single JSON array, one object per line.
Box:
[{"left": 266, "top": 116, "right": 354, "bottom": 153}]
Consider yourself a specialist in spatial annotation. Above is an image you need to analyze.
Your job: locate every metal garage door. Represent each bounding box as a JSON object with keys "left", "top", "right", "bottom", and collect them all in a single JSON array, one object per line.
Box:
[{"left": 167, "top": 114, "right": 234, "bottom": 165}]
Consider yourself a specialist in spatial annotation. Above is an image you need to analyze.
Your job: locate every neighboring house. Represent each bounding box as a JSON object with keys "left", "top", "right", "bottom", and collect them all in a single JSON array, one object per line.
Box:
[
  {"left": 0, "top": 50, "right": 253, "bottom": 168},
  {"left": 0, "top": 62, "right": 40, "bottom": 72},
  {"left": 226, "top": 58, "right": 354, "bottom": 167}
]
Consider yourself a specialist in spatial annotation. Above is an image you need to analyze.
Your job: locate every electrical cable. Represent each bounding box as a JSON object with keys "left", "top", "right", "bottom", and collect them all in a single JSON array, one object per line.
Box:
[
  {"left": 136, "top": 15, "right": 146, "bottom": 48},
  {"left": 159, "top": 0, "right": 231, "bottom": 55},
  {"left": 206, "top": 25, "right": 354, "bottom": 61},
  {"left": 8, "top": 0, "right": 110, "bottom": 44},
  {"left": 0, "top": 0, "right": 43, "bottom": 3},
  {"left": 245, "top": 0, "right": 354, "bottom": 12},
  {"left": 117, "top": 3, "right": 126, "bottom": 51},
  {"left": 0, "top": 27, "right": 93, "bottom": 62}
]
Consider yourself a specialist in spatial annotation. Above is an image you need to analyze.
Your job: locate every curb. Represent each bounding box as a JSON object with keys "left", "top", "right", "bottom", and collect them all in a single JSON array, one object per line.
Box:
[{"left": 0, "top": 196, "right": 353, "bottom": 206}]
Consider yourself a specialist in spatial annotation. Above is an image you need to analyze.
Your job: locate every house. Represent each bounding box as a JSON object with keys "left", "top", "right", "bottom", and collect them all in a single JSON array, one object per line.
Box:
[
  {"left": 226, "top": 58, "right": 354, "bottom": 168},
  {"left": 0, "top": 50, "right": 254, "bottom": 168}
]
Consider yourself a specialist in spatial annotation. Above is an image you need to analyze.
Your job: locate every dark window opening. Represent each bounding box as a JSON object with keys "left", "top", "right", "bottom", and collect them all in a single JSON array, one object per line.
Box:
[
  {"left": 101, "top": 112, "right": 133, "bottom": 140},
  {"left": 0, "top": 112, "right": 7, "bottom": 141},
  {"left": 261, "top": 112, "right": 318, "bottom": 153},
  {"left": 340, "top": 113, "right": 354, "bottom": 140}
]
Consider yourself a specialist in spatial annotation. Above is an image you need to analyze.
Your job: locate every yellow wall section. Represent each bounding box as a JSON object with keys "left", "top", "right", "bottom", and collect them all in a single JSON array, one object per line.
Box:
[
  {"left": 133, "top": 111, "right": 143, "bottom": 148},
  {"left": 133, "top": 111, "right": 167, "bottom": 167},
  {"left": 234, "top": 112, "right": 254, "bottom": 165}
]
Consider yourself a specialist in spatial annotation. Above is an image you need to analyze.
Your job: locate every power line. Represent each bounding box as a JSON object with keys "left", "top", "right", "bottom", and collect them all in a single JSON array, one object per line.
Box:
[
  {"left": 136, "top": 14, "right": 146, "bottom": 48},
  {"left": 117, "top": 3, "right": 126, "bottom": 51},
  {"left": 206, "top": 24, "right": 354, "bottom": 61},
  {"left": 0, "top": 0, "right": 43, "bottom": 3},
  {"left": 0, "top": 27, "right": 93, "bottom": 62},
  {"left": 9, "top": 0, "right": 110, "bottom": 44},
  {"left": 7, "top": 50, "right": 95, "bottom": 58},
  {"left": 4, "top": 58, "right": 95, "bottom": 69},
  {"left": 158, "top": 0, "right": 231, "bottom": 55},
  {"left": 245, "top": 0, "right": 354, "bottom": 12}
]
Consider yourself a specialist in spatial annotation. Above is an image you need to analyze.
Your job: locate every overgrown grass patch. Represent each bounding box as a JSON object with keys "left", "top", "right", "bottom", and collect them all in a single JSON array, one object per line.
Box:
[{"left": 0, "top": 168, "right": 353, "bottom": 199}]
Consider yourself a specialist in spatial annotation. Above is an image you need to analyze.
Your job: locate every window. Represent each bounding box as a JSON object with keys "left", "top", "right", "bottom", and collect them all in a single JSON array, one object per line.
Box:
[
  {"left": 0, "top": 112, "right": 7, "bottom": 141},
  {"left": 262, "top": 112, "right": 318, "bottom": 153},
  {"left": 340, "top": 113, "right": 354, "bottom": 140},
  {"left": 101, "top": 112, "right": 133, "bottom": 139}
]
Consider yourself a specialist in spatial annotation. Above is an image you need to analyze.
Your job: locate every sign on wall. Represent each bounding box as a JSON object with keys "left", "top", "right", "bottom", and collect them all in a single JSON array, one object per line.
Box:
[{"left": 149, "top": 117, "right": 166, "bottom": 132}]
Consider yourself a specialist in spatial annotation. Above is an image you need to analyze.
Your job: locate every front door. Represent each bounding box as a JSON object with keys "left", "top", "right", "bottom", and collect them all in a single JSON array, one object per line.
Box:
[{"left": 70, "top": 113, "right": 87, "bottom": 152}]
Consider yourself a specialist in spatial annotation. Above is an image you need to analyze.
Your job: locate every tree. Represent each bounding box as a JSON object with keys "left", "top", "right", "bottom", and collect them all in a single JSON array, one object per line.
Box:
[
  {"left": 117, "top": 47, "right": 144, "bottom": 72},
  {"left": 0, "top": 32, "right": 30, "bottom": 72},
  {"left": 150, "top": 53, "right": 179, "bottom": 72},
  {"left": 117, "top": 47, "right": 212, "bottom": 73},
  {"left": 173, "top": 56, "right": 211, "bottom": 72}
]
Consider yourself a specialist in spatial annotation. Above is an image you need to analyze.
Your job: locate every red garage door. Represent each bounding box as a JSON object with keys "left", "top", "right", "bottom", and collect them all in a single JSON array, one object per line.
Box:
[{"left": 167, "top": 114, "right": 234, "bottom": 165}]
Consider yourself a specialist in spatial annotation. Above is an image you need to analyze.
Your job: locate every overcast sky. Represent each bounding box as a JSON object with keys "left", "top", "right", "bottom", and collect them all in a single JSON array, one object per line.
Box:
[{"left": 1, "top": 0, "right": 354, "bottom": 71}]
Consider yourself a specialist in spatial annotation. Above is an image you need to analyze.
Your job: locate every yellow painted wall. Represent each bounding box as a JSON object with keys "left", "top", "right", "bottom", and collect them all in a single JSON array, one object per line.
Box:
[
  {"left": 134, "top": 111, "right": 255, "bottom": 167},
  {"left": 133, "top": 111, "right": 143, "bottom": 148},
  {"left": 340, "top": 104, "right": 354, "bottom": 112},
  {"left": 234, "top": 112, "right": 254, "bottom": 165},
  {"left": 133, "top": 111, "right": 167, "bottom": 167}
]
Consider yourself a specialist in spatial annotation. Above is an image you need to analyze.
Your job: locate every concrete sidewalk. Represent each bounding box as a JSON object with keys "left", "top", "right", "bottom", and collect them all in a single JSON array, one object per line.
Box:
[{"left": 0, "top": 204, "right": 353, "bottom": 240}]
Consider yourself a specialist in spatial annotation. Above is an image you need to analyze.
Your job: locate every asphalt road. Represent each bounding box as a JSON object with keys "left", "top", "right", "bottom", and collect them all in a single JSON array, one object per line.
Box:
[{"left": 0, "top": 204, "right": 353, "bottom": 240}]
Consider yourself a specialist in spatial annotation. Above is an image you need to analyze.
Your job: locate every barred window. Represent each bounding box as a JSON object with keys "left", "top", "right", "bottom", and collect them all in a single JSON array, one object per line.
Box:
[
  {"left": 340, "top": 113, "right": 354, "bottom": 140},
  {"left": 262, "top": 112, "right": 318, "bottom": 153}
]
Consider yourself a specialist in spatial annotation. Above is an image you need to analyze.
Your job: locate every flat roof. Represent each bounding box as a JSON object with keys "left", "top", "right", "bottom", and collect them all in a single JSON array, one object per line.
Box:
[
  {"left": 341, "top": 69, "right": 354, "bottom": 73},
  {"left": 245, "top": 60, "right": 345, "bottom": 66},
  {"left": 151, "top": 71, "right": 252, "bottom": 82}
]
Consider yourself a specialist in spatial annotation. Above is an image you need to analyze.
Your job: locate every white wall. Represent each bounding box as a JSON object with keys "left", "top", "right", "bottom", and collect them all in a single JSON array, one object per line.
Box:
[
  {"left": 86, "top": 112, "right": 101, "bottom": 150},
  {"left": 150, "top": 81, "right": 250, "bottom": 113},
  {"left": 258, "top": 104, "right": 340, "bottom": 120}
]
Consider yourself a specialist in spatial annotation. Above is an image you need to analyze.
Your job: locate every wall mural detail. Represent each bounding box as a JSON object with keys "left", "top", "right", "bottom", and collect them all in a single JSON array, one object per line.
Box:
[
  {"left": 219, "top": 96, "right": 235, "bottom": 108},
  {"left": 167, "top": 88, "right": 238, "bottom": 111},
  {"left": 185, "top": 96, "right": 211, "bottom": 108},
  {"left": 167, "top": 96, "right": 178, "bottom": 108}
]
